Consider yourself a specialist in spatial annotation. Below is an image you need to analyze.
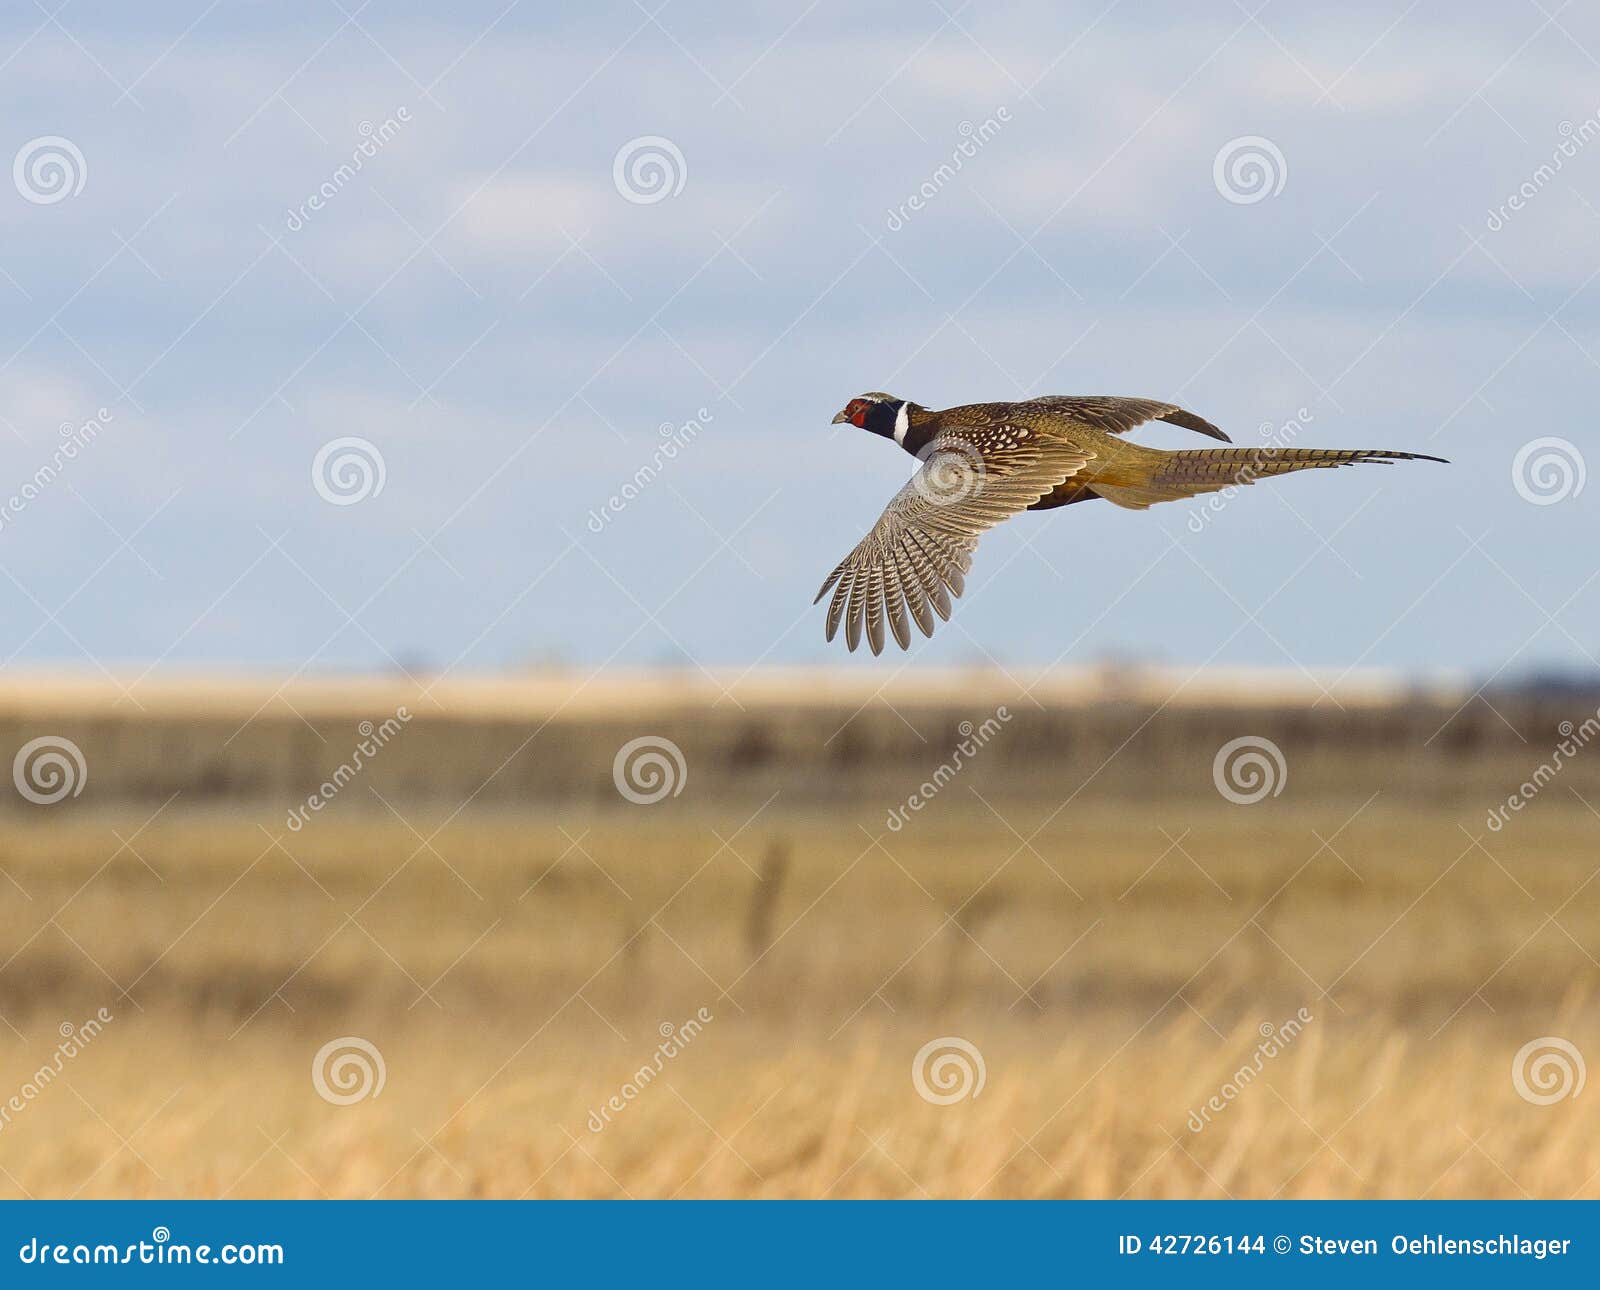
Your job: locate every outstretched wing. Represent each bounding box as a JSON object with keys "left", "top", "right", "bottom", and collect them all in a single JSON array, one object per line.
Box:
[
  {"left": 1020, "top": 395, "right": 1230, "bottom": 443},
  {"left": 814, "top": 427, "right": 1092, "bottom": 654}
]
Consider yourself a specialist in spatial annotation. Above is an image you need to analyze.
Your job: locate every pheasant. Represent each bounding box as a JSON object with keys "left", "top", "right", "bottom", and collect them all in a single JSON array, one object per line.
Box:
[{"left": 816, "top": 392, "right": 1446, "bottom": 654}]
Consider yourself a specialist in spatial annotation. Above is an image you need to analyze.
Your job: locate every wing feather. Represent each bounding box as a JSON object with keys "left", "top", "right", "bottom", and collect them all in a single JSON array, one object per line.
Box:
[
  {"left": 814, "top": 428, "right": 1091, "bottom": 652},
  {"left": 899, "top": 528, "right": 952, "bottom": 624},
  {"left": 1019, "top": 395, "right": 1230, "bottom": 443}
]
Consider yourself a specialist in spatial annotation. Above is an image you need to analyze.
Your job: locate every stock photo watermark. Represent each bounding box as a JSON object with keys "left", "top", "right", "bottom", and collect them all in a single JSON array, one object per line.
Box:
[
  {"left": 312, "top": 436, "right": 387, "bottom": 505},
  {"left": 1485, "top": 109, "right": 1600, "bottom": 231},
  {"left": 612, "top": 136, "right": 687, "bottom": 205},
  {"left": 885, "top": 707, "right": 1011, "bottom": 833},
  {"left": 911, "top": 1036, "right": 986, "bottom": 1105},
  {"left": 1186, "top": 1008, "right": 1314, "bottom": 1133},
  {"left": 1485, "top": 708, "right": 1599, "bottom": 833},
  {"left": 1212, "top": 135, "right": 1286, "bottom": 205},
  {"left": 285, "top": 708, "right": 412, "bottom": 832},
  {"left": 285, "top": 108, "right": 412, "bottom": 232},
  {"left": 884, "top": 109, "right": 1012, "bottom": 232},
  {"left": 12, "top": 135, "right": 87, "bottom": 205},
  {"left": 911, "top": 435, "right": 989, "bottom": 509},
  {"left": 612, "top": 736, "right": 687, "bottom": 805},
  {"left": 587, "top": 1008, "right": 714, "bottom": 1132},
  {"left": 12, "top": 736, "right": 87, "bottom": 805},
  {"left": 1512, "top": 437, "right": 1585, "bottom": 506},
  {"left": 1186, "top": 408, "right": 1313, "bottom": 533},
  {"left": 0, "top": 1009, "right": 114, "bottom": 1135},
  {"left": 1211, "top": 735, "right": 1287, "bottom": 805},
  {"left": 586, "top": 408, "right": 713, "bottom": 533},
  {"left": 18, "top": 1229, "right": 283, "bottom": 1267},
  {"left": 1511, "top": 1036, "right": 1584, "bottom": 1106},
  {"left": 311, "top": 1036, "right": 386, "bottom": 1106},
  {"left": 0, "top": 408, "right": 113, "bottom": 535}
]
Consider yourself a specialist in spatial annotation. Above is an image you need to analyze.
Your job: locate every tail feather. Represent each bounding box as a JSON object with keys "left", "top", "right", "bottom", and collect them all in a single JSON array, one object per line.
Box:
[{"left": 1091, "top": 446, "right": 1447, "bottom": 510}]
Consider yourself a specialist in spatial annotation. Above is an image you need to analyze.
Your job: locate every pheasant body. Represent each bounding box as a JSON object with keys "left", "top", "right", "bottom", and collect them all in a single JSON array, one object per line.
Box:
[{"left": 819, "top": 392, "right": 1446, "bottom": 654}]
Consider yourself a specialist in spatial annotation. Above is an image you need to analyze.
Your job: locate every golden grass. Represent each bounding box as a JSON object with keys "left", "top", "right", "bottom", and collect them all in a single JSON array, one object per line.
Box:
[{"left": 0, "top": 796, "right": 1594, "bottom": 1198}]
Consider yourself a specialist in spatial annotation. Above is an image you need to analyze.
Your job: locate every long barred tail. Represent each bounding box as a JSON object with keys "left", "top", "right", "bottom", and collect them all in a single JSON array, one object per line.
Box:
[
  {"left": 1156, "top": 446, "right": 1447, "bottom": 486},
  {"left": 1091, "top": 446, "right": 1448, "bottom": 510}
]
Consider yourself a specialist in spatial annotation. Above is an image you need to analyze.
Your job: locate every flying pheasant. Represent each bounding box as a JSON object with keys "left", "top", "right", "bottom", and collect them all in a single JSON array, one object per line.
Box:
[{"left": 816, "top": 392, "right": 1446, "bottom": 654}]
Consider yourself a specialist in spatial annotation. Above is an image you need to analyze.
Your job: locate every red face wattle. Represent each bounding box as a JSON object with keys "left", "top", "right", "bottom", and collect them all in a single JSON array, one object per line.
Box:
[{"left": 841, "top": 398, "right": 870, "bottom": 427}]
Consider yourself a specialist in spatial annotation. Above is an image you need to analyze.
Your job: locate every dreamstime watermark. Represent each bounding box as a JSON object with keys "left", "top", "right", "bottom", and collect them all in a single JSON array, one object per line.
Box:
[
  {"left": 1486, "top": 709, "right": 1599, "bottom": 833},
  {"left": 285, "top": 708, "right": 411, "bottom": 832},
  {"left": 884, "top": 109, "right": 1011, "bottom": 231},
  {"left": 587, "top": 1008, "right": 714, "bottom": 1131},
  {"left": 612, "top": 136, "right": 687, "bottom": 205},
  {"left": 1186, "top": 408, "right": 1313, "bottom": 533},
  {"left": 0, "top": 1008, "right": 113, "bottom": 1134},
  {"left": 1211, "top": 735, "right": 1286, "bottom": 804},
  {"left": 1512, "top": 437, "right": 1584, "bottom": 506},
  {"left": 1511, "top": 1036, "right": 1584, "bottom": 1106},
  {"left": 911, "top": 436, "right": 988, "bottom": 509},
  {"left": 312, "top": 436, "right": 386, "bottom": 505},
  {"left": 18, "top": 1229, "right": 283, "bottom": 1267},
  {"left": 612, "top": 735, "right": 687, "bottom": 804},
  {"left": 911, "top": 1035, "right": 985, "bottom": 1105},
  {"left": 13, "top": 135, "right": 86, "bottom": 204},
  {"left": 311, "top": 1036, "right": 386, "bottom": 1105},
  {"left": 12, "top": 735, "right": 87, "bottom": 805},
  {"left": 586, "top": 408, "right": 712, "bottom": 533},
  {"left": 1186, "top": 1008, "right": 1313, "bottom": 1132},
  {"left": 0, "top": 408, "right": 113, "bottom": 534},
  {"left": 285, "top": 108, "right": 411, "bottom": 231},
  {"left": 1486, "top": 111, "right": 1600, "bottom": 231},
  {"left": 885, "top": 707, "right": 1011, "bottom": 832},
  {"left": 1212, "top": 136, "right": 1286, "bottom": 205}
]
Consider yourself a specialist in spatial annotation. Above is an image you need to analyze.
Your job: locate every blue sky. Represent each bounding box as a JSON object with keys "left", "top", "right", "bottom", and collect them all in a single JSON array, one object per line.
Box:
[{"left": 0, "top": 1, "right": 1595, "bottom": 680}]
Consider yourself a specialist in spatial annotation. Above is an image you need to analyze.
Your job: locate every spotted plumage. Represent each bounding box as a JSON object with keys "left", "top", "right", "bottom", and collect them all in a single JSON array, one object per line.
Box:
[{"left": 818, "top": 392, "right": 1447, "bottom": 654}]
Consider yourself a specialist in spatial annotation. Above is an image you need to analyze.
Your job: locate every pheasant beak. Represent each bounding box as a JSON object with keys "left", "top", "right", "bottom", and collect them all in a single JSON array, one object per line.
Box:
[{"left": 832, "top": 398, "right": 867, "bottom": 425}]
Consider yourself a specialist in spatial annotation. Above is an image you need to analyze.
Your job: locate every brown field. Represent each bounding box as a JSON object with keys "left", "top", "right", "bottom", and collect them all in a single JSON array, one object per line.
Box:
[{"left": 0, "top": 671, "right": 1596, "bottom": 1198}]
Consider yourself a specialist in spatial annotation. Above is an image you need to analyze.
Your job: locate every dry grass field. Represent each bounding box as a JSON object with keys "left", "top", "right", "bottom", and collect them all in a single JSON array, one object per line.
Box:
[{"left": 2, "top": 726, "right": 1597, "bottom": 1198}]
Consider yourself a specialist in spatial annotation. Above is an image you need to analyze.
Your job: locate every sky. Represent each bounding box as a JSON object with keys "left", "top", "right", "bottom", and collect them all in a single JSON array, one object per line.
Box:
[{"left": 0, "top": 1, "right": 1595, "bottom": 683}]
